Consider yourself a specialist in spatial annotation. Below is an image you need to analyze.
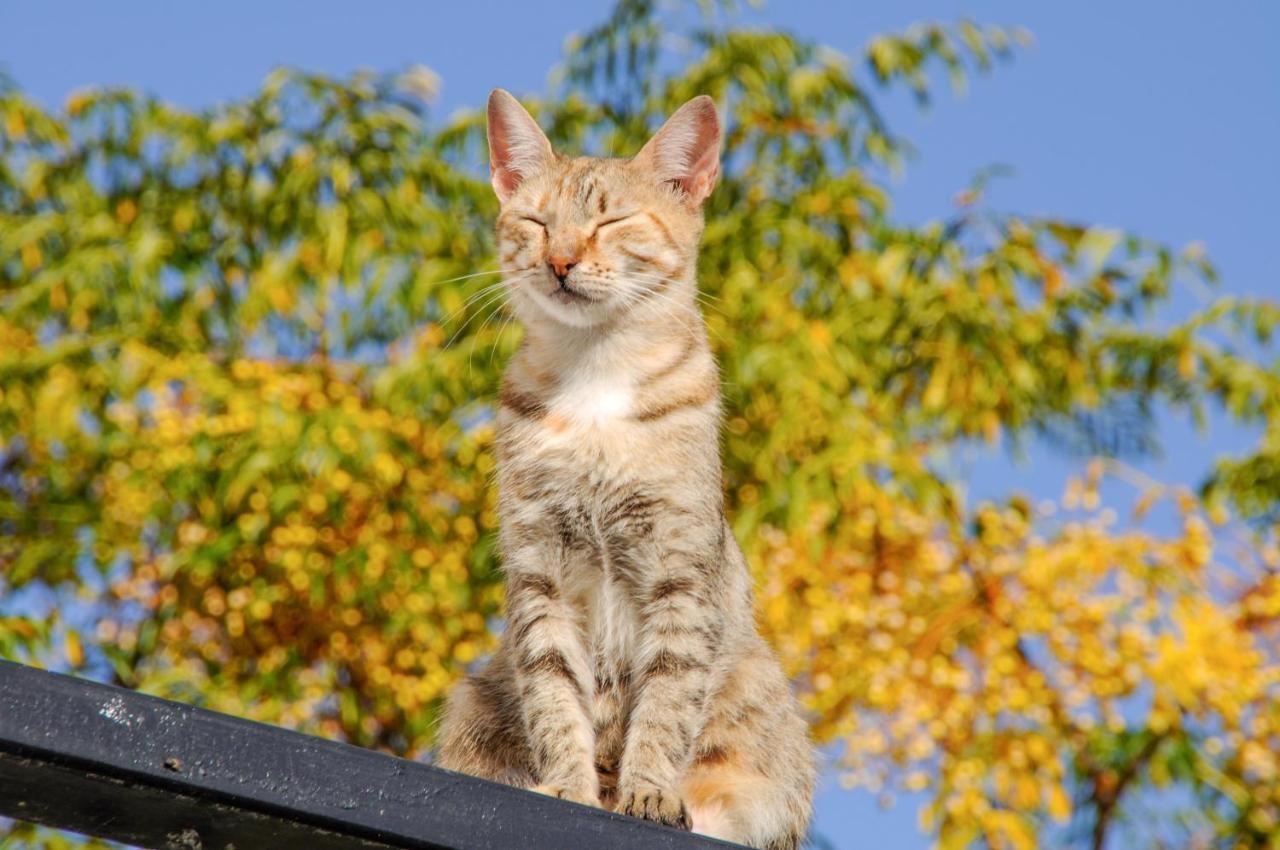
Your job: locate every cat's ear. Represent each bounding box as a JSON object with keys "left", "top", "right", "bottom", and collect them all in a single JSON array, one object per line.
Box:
[
  {"left": 636, "top": 95, "right": 721, "bottom": 207},
  {"left": 486, "top": 89, "right": 554, "bottom": 203}
]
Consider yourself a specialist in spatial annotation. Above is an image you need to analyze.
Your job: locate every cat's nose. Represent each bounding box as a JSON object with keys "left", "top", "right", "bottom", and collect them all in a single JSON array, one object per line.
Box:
[{"left": 548, "top": 254, "right": 578, "bottom": 282}]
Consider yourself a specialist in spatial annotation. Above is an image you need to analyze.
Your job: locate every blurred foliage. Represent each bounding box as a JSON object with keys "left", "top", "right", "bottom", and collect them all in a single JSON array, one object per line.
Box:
[{"left": 2, "top": 1, "right": 1279, "bottom": 848}]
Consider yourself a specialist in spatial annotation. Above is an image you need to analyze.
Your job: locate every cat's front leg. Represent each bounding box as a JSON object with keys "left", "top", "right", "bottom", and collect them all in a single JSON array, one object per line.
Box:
[
  {"left": 504, "top": 538, "right": 599, "bottom": 806},
  {"left": 613, "top": 527, "right": 725, "bottom": 829}
]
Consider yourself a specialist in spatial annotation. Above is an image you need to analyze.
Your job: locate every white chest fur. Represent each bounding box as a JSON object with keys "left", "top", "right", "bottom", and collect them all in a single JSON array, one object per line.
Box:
[
  {"left": 519, "top": 374, "right": 644, "bottom": 474},
  {"left": 549, "top": 369, "right": 635, "bottom": 427}
]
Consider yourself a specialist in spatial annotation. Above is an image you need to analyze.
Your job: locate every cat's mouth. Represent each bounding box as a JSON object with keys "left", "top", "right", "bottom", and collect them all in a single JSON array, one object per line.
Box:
[{"left": 546, "top": 278, "right": 595, "bottom": 303}]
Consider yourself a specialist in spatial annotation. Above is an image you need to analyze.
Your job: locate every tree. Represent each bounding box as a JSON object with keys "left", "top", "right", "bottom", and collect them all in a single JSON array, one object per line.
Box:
[{"left": 2, "top": 2, "right": 1278, "bottom": 847}]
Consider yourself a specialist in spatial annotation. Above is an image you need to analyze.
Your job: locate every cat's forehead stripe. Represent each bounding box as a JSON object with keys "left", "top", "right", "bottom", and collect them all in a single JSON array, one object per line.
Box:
[
  {"left": 554, "top": 161, "right": 591, "bottom": 202},
  {"left": 555, "top": 167, "right": 576, "bottom": 199},
  {"left": 543, "top": 160, "right": 618, "bottom": 216}
]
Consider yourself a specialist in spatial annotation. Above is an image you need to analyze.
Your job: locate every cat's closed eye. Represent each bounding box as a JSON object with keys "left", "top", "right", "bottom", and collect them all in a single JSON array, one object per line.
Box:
[{"left": 590, "top": 214, "right": 636, "bottom": 237}]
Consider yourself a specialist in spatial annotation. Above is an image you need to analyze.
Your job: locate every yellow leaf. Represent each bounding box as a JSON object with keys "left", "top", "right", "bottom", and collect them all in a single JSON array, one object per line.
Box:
[
  {"left": 65, "top": 631, "right": 83, "bottom": 668},
  {"left": 65, "top": 89, "right": 93, "bottom": 116},
  {"left": 922, "top": 361, "right": 950, "bottom": 411},
  {"left": 874, "top": 245, "right": 909, "bottom": 287},
  {"left": 1177, "top": 346, "right": 1197, "bottom": 380},
  {"left": 21, "top": 243, "right": 43, "bottom": 271},
  {"left": 1048, "top": 783, "right": 1072, "bottom": 822},
  {"left": 115, "top": 199, "right": 138, "bottom": 225},
  {"left": 5, "top": 109, "right": 26, "bottom": 140}
]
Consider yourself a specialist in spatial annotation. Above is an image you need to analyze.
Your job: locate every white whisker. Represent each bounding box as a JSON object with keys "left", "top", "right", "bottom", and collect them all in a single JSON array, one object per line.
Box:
[
  {"left": 620, "top": 280, "right": 728, "bottom": 345},
  {"left": 467, "top": 301, "right": 504, "bottom": 379},
  {"left": 434, "top": 265, "right": 536, "bottom": 327},
  {"left": 621, "top": 270, "right": 723, "bottom": 299},
  {"left": 444, "top": 276, "right": 526, "bottom": 350},
  {"left": 614, "top": 271, "right": 725, "bottom": 314},
  {"left": 489, "top": 308, "right": 520, "bottom": 371}
]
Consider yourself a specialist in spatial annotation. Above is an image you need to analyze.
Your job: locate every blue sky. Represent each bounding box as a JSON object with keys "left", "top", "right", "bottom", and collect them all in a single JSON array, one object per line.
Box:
[{"left": 2, "top": 2, "right": 1277, "bottom": 848}]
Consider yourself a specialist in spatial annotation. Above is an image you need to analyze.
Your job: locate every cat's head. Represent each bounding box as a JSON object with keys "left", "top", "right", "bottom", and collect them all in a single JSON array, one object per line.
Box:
[{"left": 487, "top": 89, "right": 720, "bottom": 329}]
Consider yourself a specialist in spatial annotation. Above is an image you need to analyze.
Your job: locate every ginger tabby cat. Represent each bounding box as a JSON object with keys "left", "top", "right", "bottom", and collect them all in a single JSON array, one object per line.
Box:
[{"left": 436, "top": 89, "right": 815, "bottom": 849}]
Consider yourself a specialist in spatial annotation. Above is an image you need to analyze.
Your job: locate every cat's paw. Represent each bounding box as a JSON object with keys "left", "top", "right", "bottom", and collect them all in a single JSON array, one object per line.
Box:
[
  {"left": 615, "top": 784, "right": 691, "bottom": 830},
  {"left": 531, "top": 783, "right": 600, "bottom": 808}
]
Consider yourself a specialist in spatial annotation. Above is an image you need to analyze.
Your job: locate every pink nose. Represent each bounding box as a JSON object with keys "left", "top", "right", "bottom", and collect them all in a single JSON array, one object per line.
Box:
[{"left": 548, "top": 255, "right": 578, "bottom": 280}]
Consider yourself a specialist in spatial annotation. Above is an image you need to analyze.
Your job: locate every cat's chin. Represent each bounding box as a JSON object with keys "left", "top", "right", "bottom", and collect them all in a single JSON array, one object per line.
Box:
[{"left": 523, "top": 288, "right": 611, "bottom": 329}]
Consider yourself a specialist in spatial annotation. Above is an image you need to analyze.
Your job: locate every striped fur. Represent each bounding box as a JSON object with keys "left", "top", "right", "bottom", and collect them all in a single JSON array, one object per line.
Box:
[{"left": 437, "top": 91, "right": 815, "bottom": 849}]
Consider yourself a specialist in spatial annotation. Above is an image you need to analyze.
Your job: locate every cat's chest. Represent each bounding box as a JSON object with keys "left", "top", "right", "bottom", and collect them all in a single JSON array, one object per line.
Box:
[
  {"left": 517, "top": 376, "right": 652, "bottom": 471},
  {"left": 550, "top": 374, "right": 636, "bottom": 426},
  {"left": 576, "top": 571, "right": 639, "bottom": 669}
]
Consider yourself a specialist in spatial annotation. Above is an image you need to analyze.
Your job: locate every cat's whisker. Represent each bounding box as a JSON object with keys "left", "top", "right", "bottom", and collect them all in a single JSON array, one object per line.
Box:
[
  {"left": 620, "top": 295, "right": 693, "bottom": 341},
  {"left": 438, "top": 267, "right": 537, "bottom": 326},
  {"left": 625, "top": 280, "right": 723, "bottom": 312},
  {"left": 426, "top": 267, "right": 507, "bottom": 287},
  {"left": 625, "top": 283, "right": 729, "bottom": 345},
  {"left": 444, "top": 277, "right": 525, "bottom": 350},
  {"left": 616, "top": 273, "right": 726, "bottom": 315},
  {"left": 619, "top": 280, "right": 700, "bottom": 320},
  {"left": 467, "top": 288, "right": 517, "bottom": 379},
  {"left": 443, "top": 283, "right": 512, "bottom": 338},
  {"left": 489, "top": 307, "right": 520, "bottom": 371},
  {"left": 450, "top": 267, "right": 535, "bottom": 307},
  {"left": 621, "top": 270, "right": 724, "bottom": 301},
  {"left": 438, "top": 281, "right": 510, "bottom": 328}
]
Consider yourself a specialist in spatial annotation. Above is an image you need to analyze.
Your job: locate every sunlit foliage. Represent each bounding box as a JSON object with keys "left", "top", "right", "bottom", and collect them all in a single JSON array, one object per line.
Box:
[{"left": 2, "top": 2, "right": 1278, "bottom": 847}]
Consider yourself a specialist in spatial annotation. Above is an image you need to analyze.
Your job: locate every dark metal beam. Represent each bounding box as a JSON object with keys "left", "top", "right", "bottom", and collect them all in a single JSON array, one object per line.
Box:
[{"left": 0, "top": 660, "right": 740, "bottom": 850}]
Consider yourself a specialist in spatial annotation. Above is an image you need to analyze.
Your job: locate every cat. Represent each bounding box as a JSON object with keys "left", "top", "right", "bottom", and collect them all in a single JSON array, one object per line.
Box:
[{"left": 436, "top": 89, "right": 815, "bottom": 850}]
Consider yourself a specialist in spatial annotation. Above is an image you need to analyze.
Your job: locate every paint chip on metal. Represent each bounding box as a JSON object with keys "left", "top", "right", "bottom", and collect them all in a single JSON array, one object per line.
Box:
[
  {"left": 99, "top": 696, "right": 139, "bottom": 728},
  {"left": 165, "top": 827, "right": 203, "bottom": 849}
]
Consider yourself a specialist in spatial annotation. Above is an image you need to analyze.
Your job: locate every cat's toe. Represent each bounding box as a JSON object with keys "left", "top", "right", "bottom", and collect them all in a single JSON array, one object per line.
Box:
[
  {"left": 531, "top": 783, "right": 600, "bottom": 808},
  {"left": 615, "top": 784, "right": 691, "bottom": 830}
]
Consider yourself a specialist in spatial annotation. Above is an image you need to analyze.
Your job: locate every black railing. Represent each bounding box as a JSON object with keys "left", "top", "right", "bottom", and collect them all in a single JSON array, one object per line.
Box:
[{"left": 0, "top": 660, "right": 740, "bottom": 850}]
